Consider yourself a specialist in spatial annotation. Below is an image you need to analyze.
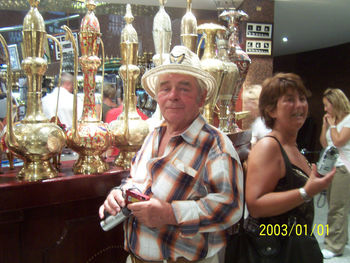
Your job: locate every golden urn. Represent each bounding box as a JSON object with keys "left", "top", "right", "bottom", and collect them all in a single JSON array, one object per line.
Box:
[
  {"left": 109, "top": 4, "right": 149, "bottom": 169},
  {"left": 219, "top": 9, "right": 251, "bottom": 130},
  {"left": 197, "top": 23, "right": 226, "bottom": 125},
  {"left": 181, "top": 0, "right": 197, "bottom": 53},
  {"left": 2, "top": 0, "right": 66, "bottom": 181},
  {"left": 216, "top": 28, "right": 239, "bottom": 133},
  {"left": 152, "top": 0, "right": 172, "bottom": 66},
  {"left": 65, "top": 0, "right": 111, "bottom": 174}
]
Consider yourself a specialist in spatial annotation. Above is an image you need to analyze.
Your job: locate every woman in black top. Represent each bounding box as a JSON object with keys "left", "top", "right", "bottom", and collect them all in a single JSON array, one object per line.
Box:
[{"left": 245, "top": 73, "right": 335, "bottom": 263}]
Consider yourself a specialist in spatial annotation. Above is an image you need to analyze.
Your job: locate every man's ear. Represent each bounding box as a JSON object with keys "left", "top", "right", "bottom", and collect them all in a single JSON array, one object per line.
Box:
[{"left": 199, "top": 89, "right": 207, "bottom": 107}]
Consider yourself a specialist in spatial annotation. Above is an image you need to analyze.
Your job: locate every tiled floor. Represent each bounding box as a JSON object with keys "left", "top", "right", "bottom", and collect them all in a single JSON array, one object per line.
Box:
[{"left": 313, "top": 193, "right": 350, "bottom": 263}]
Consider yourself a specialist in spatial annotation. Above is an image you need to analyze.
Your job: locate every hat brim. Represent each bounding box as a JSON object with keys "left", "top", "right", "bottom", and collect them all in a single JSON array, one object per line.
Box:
[{"left": 141, "top": 64, "right": 217, "bottom": 105}]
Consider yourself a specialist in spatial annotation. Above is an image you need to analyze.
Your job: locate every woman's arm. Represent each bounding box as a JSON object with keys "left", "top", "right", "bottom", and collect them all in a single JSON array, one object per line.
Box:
[{"left": 329, "top": 126, "right": 350, "bottom": 147}]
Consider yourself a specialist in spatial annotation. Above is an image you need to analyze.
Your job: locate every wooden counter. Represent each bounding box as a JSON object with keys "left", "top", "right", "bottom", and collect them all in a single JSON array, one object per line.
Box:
[{"left": 0, "top": 160, "right": 129, "bottom": 263}]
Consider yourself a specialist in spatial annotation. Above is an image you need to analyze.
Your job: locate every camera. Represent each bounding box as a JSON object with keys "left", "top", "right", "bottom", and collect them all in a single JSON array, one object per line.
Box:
[
  {"left": 317, "top": 146, "right": 338, "bottom": 177},
  {"left": 100, "top": 189, "right": 149, "bottom": 231}
]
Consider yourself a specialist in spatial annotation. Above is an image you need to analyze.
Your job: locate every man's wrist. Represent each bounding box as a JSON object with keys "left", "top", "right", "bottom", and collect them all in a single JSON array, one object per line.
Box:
[
  {"left": 110, "top": 186, "right": 124, "bottom": 195},
  {"left": 330, "top": 125, "right": 336, "bottom": 129}
]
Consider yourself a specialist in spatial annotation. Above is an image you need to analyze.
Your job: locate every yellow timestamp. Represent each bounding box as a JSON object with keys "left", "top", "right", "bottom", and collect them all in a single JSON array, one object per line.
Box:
[{"left": 259, "top": 224, "right": 329, "bottom": 237}]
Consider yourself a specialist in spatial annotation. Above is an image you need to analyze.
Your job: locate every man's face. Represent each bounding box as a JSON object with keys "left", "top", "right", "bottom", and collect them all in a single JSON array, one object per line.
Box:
[{"left": 156, "top": 73, "right": 206, "bottom": 130}]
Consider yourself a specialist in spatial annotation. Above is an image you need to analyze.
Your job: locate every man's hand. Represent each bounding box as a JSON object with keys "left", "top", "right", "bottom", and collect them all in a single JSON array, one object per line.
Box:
[
  {"left": 99, "top": 188, "right": 125, "bottom": 219},
  {"left": 128, "top": 197, "right": 177, "bottom": 228}
]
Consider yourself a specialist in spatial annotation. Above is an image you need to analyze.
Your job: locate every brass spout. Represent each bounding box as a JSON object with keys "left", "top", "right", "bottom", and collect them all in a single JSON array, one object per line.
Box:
[
  {"left": 62, "top": 25, "right": 79, "bottom": 139},
  {"left": 0, "top": 34, "right": 16, "bottom": 147}
]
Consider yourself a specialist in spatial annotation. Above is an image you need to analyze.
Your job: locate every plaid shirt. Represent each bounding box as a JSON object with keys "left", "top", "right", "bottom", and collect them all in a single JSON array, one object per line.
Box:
[{"left": 122, "top": 114, "right": 243, "bottom": 261}]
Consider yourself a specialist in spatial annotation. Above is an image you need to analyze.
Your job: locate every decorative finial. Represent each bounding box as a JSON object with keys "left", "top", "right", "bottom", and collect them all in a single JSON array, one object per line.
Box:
[
  {"left": 28, "top": 0, "right": 40, "bottom": 8},
  {"left": 86, "top": 0, "right": 96, "bottom": 12},
  {"left": 121, "top": 4, "right": 138, "bottom": 43},
  {"left": 124, "top": 4, "right": 134, "bottom": 25}
]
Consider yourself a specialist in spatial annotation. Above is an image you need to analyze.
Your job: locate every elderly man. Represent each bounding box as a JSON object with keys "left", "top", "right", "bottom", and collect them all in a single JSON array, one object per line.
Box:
[{"left": 99, "top": 45, "right": 243, "bottom": 263}]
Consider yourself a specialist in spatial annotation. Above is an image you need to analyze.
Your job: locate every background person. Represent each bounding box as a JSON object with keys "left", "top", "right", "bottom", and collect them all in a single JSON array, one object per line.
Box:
[
  {"left": 99, "top": 45, "right": 243, "bottom": 262},
  {"left": 42, "top": 72, "right": 83, "bottom": 130},
  {"left": 96, "top": 82, "right": 118, "bottom": 122},
  {"left": 246, "top": 73, "right": 335, "bottom": 262},
  {"left": 319, "top": 88, "right": 350, "bottom": 259}
]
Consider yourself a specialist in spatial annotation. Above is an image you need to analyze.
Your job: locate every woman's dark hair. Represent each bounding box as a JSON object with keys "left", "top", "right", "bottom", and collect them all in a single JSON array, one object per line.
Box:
[{"left": 259, "top": 72, "right": 309, "bottom": 129}]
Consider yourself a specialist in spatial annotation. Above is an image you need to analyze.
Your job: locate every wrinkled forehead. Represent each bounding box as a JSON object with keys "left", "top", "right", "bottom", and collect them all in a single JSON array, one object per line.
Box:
[
  {"left": 155, "top": 73, "right": 199, "bottom": 92},
  {"left": 157, "top": 73, "right": 197, "bottom": 84}
]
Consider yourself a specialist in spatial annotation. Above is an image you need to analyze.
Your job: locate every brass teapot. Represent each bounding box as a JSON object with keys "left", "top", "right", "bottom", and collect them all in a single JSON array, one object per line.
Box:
[
  {"left": 1, "top": 0, "right": 66, "bottom": 181},
  {"left": 109, "top": 4, "right": 149, "bottom": 169},
  {"left": 64, "top": 0, "right": 111, "bottom": 175}
]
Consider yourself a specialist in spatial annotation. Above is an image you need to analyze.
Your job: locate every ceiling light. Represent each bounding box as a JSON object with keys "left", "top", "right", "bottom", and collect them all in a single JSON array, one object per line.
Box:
[{"left": 282, "top": 37, "right": 288, "bottom": 42}]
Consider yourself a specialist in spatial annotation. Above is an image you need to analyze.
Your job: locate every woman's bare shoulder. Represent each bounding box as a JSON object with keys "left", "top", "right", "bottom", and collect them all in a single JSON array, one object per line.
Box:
[{"left": 250, "top": 136, "right": 281, "bottom": 159}]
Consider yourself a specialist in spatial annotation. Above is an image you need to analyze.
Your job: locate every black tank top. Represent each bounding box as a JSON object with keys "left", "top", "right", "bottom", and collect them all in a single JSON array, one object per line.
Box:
[{"left": 258, "top": 136, "right": 314, "bottom": 228}]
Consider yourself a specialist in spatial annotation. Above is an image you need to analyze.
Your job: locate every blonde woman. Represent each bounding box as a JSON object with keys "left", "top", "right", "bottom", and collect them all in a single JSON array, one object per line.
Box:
[{"left": 320, "top": 88, "right": 350, "bottom": 259}]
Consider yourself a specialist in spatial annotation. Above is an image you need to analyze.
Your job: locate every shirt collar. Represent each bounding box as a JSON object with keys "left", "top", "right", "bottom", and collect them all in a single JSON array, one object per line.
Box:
[{"left": 155, "top": 114, "right": 206, "bottom": 146}]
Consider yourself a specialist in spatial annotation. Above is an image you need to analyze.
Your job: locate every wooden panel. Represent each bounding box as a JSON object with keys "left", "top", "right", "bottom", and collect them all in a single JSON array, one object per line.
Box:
[{"left": 0, "top": 161, "right": 129, "bottom": 263}]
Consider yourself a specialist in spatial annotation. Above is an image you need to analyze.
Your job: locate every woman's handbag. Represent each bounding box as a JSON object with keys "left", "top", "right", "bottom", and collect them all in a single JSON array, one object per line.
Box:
[
  {"left": 224, "top": 172, "right": 323, "bottom": 263},
  {"left": 225, "top": 218, "right": 323, "bottom": 263},
  {"left": 225, "top": 217, "right": 281, "bottom": 263}
]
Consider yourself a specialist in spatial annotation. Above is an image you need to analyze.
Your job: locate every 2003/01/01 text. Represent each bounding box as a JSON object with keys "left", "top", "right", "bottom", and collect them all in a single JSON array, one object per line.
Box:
[{"left": 259, "top": 224, "right": 329, "bottom": 237}]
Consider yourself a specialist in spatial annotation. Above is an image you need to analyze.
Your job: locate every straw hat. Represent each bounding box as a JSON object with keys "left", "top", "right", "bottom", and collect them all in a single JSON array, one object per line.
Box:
[{"left": 141, "top": 45, "right": 217, "bottom": 105}]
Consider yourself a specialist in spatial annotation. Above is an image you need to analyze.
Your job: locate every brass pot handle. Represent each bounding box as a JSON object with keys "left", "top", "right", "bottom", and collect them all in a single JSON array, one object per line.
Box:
[
  {"left": 0, "top": 34, "right": 15, "bottom": 147},
  {"left": 62, "top": 25, "right": 79, "bottom": 139},
  {"left": 47, "top": 34, "right": 63, "bottom": 126},
  {"left": 99, "top": 36, "right": 105, "bottom": 122}
]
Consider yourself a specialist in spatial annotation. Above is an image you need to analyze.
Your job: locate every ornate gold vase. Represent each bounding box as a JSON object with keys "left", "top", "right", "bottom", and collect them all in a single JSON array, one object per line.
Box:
[
  {"left": 2, "top": 0, "right": 66, "bottom": 181},
  {"left": 216, "top": 29, "right": 240, "bottom": 133},
  {"left": 181, "top": 0, "right": 197, "bottom": 53},
  {"left": 65, "top": 0, "right": 111, "bottom": 175},
  {"left": 197, "top": 23, "right": 226, "bottom": 125},
  {"left": 109, "top": 4, "right": 149, "bottom": 169},
  {"left": 219, "top": 9, "right": 251, "bottom": 130},
  {"left": 152, "top": 0, "right": 172, "bottom": 66}
]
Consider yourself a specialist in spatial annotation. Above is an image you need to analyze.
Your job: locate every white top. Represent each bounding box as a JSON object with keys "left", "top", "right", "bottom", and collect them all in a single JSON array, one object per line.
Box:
[
  {"left": 326, "top": 113, "right": 350, "bottom": 167},
  {"left": 251, "top": 116, "right": 271, "bottom": 144},
  {"left": 42, "top": 87, "right": 83, "bottom": 130}
]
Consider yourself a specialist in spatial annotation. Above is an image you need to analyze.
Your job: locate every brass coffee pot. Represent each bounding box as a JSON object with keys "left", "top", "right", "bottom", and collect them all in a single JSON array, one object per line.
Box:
[
  {"left": 181, "top": 0, "right": 197, "bottom": 53},
  {"left": 152, "top": 0, "right": 172, "bottom": 66},
  {"left": 197, "top": 23, "right": 226, "bottom": 125},
  {"left": 65, "top": 0, "right": 111, "bottom": 174},
  {"left": 109, "top": 4, "right": 149, "bottom": 169},
  {"left": 219, "top": 9, "right": 251, "bottom": 130},
  {"left": 1, "top": 0, "right": 66, "bottom": 181},
  {"left": 216, "top": 28, "right": 239, "bottom": 133}
]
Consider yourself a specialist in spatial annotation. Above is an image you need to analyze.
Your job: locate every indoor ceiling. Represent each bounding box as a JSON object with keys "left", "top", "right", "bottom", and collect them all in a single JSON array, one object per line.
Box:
[{"left": 102, "top": 0, "right": 350, "bottom": 57}]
